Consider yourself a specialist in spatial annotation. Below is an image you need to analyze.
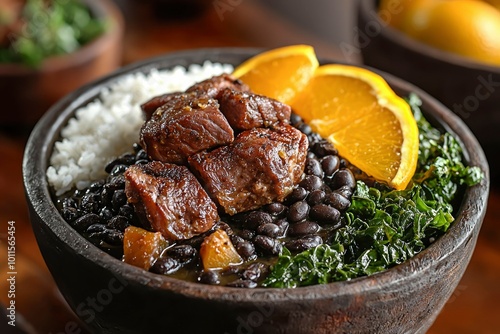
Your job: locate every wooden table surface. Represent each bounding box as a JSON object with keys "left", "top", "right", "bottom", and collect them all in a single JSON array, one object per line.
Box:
[{"left": 1, "top": 1, "right": 499, "bottom": 333}]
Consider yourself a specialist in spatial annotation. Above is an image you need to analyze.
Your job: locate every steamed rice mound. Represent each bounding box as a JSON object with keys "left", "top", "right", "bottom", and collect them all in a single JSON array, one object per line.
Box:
[{"left": 47, "top": 61, "right": 234, "bottom": 195}]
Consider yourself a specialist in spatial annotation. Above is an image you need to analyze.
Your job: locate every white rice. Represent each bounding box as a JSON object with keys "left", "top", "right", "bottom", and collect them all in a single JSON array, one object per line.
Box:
[{"left": 47, "top": 61, "right": 234, "bottom": 195}]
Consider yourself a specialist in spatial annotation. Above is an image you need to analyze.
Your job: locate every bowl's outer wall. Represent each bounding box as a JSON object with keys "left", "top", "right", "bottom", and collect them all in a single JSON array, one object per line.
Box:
[
  {"left": 358, "top": 1, "right": 500, "bottom": 180},
  {"left": 24, "top": 48, "right": 489, "bottom": 334}
]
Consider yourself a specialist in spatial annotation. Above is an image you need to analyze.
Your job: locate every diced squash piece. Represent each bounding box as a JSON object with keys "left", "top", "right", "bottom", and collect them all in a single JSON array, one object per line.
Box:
[
  {"left": 200, "top": 230, "right": 243, "bottom": 270},
  {"left": 123, "top": 226, "right": 168, "bottom": 270}
]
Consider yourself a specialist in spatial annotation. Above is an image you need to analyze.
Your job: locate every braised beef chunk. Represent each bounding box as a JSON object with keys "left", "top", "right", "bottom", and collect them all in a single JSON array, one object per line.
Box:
[
  {"left": 218, "top": 88, "right": 291, "bottom": 131},
  {"left": 124, "top": 162, "right": 218, "bottom": 241},
  {"left": 189, "top": 125, "right": 308, "bottom": 215},
  {"left": 186, "top": 74, "right": 250, "bottom": 99},
  {"left": 140, "top": 93, "right": 234, "bottom": 165},
  {"left": 140, "top": 92, "right": 177, "bottom": 121}
]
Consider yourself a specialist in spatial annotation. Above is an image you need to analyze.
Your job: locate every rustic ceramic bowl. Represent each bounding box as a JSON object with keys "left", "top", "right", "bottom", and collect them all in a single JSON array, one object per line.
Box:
[
  {"left": 23, "top": 48, "right": 489, "bottom": 334},
  {"left": 357, "top": 0, "right": 500, "bottom": 181},
  {"left": 0, "top": 0, "right": 123, "bottom": 126}
]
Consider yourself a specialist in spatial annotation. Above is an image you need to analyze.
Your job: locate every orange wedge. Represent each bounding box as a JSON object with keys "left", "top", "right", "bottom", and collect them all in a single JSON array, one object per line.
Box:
[
  {"left": 292, "top": 64, "right": 419, "bottom": 190},
  {"left": 232, "top": 45, "right": 319, "bottom": 104}
]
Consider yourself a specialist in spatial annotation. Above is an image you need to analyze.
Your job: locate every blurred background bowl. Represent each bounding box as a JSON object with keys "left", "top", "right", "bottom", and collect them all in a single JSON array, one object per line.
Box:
[
  {"left": 358, "top": 0, "right": 500, "bottom": 181},
  {"left": 23, "top": 48, "right": 489, "bottom": 333},
  {"left": 0, "top": 0, "right": 123, "bottom": 127}
]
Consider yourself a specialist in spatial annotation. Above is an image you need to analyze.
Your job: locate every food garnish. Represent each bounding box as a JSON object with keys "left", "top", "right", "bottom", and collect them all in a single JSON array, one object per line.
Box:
[
  {"left": 232, "top": 45, "right": 319, "bottom": 104},
  {"left": 263, "top": 94, "right": 483, "bottom": 288}
]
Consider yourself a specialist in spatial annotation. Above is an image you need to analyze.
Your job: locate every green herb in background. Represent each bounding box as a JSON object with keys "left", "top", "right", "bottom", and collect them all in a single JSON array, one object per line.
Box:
[
  {"left": 0, "top": 0, "right": 107, "bottom": 67},
  {"left": 263, "top": 94, "right": 484, "bottom": 288}
]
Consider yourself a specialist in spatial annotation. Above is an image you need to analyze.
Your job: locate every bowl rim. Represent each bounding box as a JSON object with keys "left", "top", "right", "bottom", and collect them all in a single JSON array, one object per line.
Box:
[
  {"left": 359, "top": 0, "right": 500, "bottom": 73},
  {"left": 23, "top": 47, "right": 490, "bottom": 303},
  {"left": 0, "top": 0, "right": 123, "bottom": 75}
]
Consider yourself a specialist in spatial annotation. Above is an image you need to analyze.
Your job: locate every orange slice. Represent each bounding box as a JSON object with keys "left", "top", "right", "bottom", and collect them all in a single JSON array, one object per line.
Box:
[
  {"left": 232, "top": 45, "right": 319, "bottom": 104},
  {"left": 292, "top": 65, "right": 419, "bottom": 190}
]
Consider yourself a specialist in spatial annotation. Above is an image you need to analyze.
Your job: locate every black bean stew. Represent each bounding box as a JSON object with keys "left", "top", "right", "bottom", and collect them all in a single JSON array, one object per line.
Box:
[{"left": 55, "top": 112, "right": 360, "bottom": 287}]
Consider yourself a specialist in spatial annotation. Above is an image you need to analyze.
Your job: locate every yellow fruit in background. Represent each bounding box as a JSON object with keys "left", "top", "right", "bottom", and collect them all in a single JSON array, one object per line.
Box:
[
  {"left": 382, "top": 0, "right": 500, "bottom": 66},
  {"left": 379, "top": 0, "right": 433, "bottom": 28}
]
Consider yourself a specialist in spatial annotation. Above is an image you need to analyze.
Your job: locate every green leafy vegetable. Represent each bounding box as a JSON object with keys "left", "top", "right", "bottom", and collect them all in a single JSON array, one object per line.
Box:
[
  {"left": 0, "top": 0, "right": 107, "bottom": 67},
  {"left": 263, "top": 94, "right": 483, "bottom": 288}
]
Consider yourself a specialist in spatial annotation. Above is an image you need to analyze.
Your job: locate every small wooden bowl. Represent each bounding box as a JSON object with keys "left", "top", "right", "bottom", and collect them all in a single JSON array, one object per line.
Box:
[
  {"left": 0, "top": 0, "right": 123, "bottom": 127},
  {"left": 23, "top": 48, "right": 489, "bottom": 333},
  {"left": 358, "top": 0, "right": 500, "bottom": 181}
]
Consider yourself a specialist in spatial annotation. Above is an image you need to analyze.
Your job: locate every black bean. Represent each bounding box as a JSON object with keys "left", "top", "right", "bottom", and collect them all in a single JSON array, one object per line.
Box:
[
  {"left": 226, "top": 279, "right": 257, "bottom": 288},
  {"left": 107, "top": 215, "right": 130, "bottom": 232},
  {"left": 312, "top": 140, "right": 338, "bottom": 157},
  {"left": 290, "top": 113, "right": 302, "bottom": 126},
  {"left": 307, "top": 151, "right": 317, "bottom": 160},
  {"left": 80, "top": 193, "right": 101, "bottom": 214},
  {"left": 135, "top": 149, "right": 149, "bottom": 161},
  {"left": 118, "top": 204, "right": 134, "bottom": 220},
  {"left": 221, "top": 266, "right": 242, "bottom": 276},
  {"left": 61, "top": 197, "right": 77, "bottom": 209},
  {"left": 62, "top": 207, "right": 80, "bottom": 223},
  {"left": 275, "top": 218, "right": 289, "bottom": 238},
  {"left": 331, "top": 169, "right": 356, "bottom": 190},
  {"left": 235, "top": 240, "right": 256, "bottom": 260},
  {"left": 285, "top": 235, "right": 323, "bottom": 252},
  {"left": 109, "top": 174, "right": 126, "bottom": 188},
  {"left": 73, "top": 213, "right": 101, "bottom": 231},
  {"left": 133, "top": 142, "right": 142, "bottom": 152},
  {"left": 325, "top": 192, "right": 351, "bottom": 211},
  {"left": 240, "top": 229, "right": 255, "bottom": 240},
  {"left": 287, "top": 220, "right": 320, "bottom": 236},
  {"left": 321, "top": 155, "right": 340, "bottom": 177},
  {"left": 299, "top": 175, "right": 323, "bottom": 192},
  {"left": 256, "top": 223, "right": 281, "bottom": 238},
  {"left": 87, "top": 181, "right": 105, "bottom": 194},
  {"left": 111, "top": 189, "right": 127, "bottom": 212},
  {"left": 298, "top": 123, "right": 312, "bottom": 135},
  {"left": 287, "top": 187, "right": 308, "bottom": 203},
  {"left": 244, "top": 211, "right": 273, "bottom": 229},
  {"left": 198, "top": 271, "right": 220, "bottom": 285},
  {"left": 254, "top": 235, "right": 282, "bottom": 255},
  {"left": 168, "top": 245, "right": 197, "bottom": 262},
  {"left": 135, "top": 159, "right": 149, "bottom": 165},
  {"left": 103, "top": 230, "right": 124, "bottom": 245},
  {"left": 99, "top": 207, "right": 113, "bottom": 221},
  {"left": 333, "top": 185, "right": 354, "bottom": 199},
  {"left": 265, "top": 202, "right": 286, "bottom": 216},
  {"left": 241, "top": 263, "right": 266, "bottom": 281},
  {"left": 307, "top": 189, "right": 325, "bottom": 206},
  {"left": 110, "top": 164, "right": 128, "bottom": 176},
  {"left": 86, "top": 223, "right": 108, "bottom": 234},
  {"left": 310, "top": 204, "right": 340, "bottom": 224},
  {"left": 339, "top": 158, "right": 349, "bottom": 169},
  {"left": 100, "top": 184, "right": 116, "bottom": 208},
  {"left": 305, "top": 158, "right": 324, "bottom": 178},
  {"left": 288, "top": 201, "right": 310, "bottom": 223},
  {"left": 307, "top": 133, "right": 322, "bottom": 147},
  {"left": 150, "top": 257, "right": 181, "bottom": 275}
]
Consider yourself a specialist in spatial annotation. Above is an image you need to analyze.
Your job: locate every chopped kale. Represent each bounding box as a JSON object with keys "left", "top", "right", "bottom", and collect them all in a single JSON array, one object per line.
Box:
[{"left": 263, "top": 94, "right": 484, "bottom": 288}]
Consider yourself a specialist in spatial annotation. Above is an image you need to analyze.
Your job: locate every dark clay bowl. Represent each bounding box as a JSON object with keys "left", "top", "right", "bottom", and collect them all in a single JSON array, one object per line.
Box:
[
  {"left": 23, "top": 48, "right": 489, "bottom": 334},
  {"left": 0, "top": 0, "right": 123, "bottom": 126},
  {"left": 358, "top": 0, "right": 500, "bottom": 181}
]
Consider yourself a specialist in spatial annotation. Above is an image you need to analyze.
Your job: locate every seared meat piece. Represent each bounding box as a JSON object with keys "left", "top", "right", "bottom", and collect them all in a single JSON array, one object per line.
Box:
[
  {"left": 189, "top": 125, "right": 308, "bottom": 215},
  {"left": 124, "top": 162, "right": 218, "bottom": 241},
  {"left": 140, "top": 93, "right": 234, "bottom": 165},
  {"left": 186, "top": 74, "right": 250, "bottom": 99},
  {"left": 218, "top": 88, "right": 291, "bottom": 131},
  {"left": 140, "top": 92, "right": 177, "bottom": 121}
]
